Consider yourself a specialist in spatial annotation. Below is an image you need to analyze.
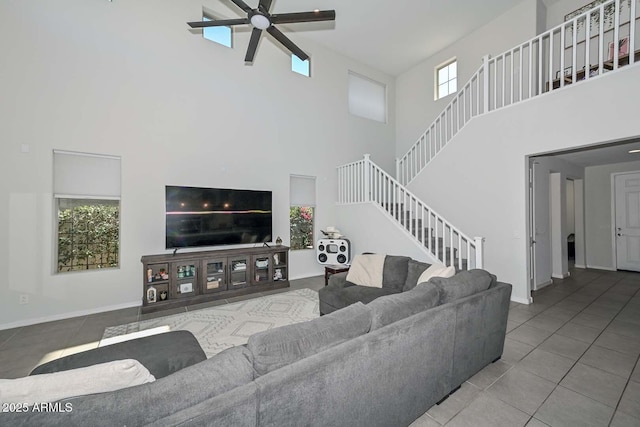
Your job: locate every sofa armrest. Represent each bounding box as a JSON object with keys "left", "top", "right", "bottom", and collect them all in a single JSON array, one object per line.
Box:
[
  {"left": 30, "top": 330, "right": 206, "bottom": 379},
  {"left": 327, "top": 271, "right": 353, "bottom": 288}
]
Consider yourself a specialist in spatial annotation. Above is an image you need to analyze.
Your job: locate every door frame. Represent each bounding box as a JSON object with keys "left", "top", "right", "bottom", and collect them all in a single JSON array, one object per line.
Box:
[{"left": 611, "top": 170, "right": 640, "bottom": 270}]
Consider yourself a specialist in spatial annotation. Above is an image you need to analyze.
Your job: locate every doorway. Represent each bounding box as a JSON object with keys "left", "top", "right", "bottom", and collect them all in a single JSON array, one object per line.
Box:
[{"left": 614, "top": 171, "right": 640, "bottom": 272}]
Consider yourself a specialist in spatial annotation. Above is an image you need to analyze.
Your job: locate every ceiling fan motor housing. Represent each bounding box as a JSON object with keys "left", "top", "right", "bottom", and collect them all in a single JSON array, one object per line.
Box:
[{"left": 249, "top": 10, "right": 271, "bottom": 30}]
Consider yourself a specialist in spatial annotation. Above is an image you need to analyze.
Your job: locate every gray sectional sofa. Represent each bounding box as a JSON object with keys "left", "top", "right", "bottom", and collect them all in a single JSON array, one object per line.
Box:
[
  {"left": 2, "top": 269, "right": 511, "bottom": 427},
  {"left": 319, "top": 255, "right": 434, "bottom": 315}
]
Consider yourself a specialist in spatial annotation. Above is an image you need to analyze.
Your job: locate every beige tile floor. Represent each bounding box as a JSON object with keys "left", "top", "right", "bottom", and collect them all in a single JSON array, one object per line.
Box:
[
  {"left": 411, "top": 267, "right": 640, "bottom": 427},
  {"left": 1, "top": 269, "right": 639, "bottom": 426}
]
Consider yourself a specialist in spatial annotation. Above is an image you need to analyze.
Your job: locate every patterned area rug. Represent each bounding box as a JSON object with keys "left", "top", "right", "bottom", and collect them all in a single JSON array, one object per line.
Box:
[{"left": 101, "top": 288, "right": 319, "bottom": 358}]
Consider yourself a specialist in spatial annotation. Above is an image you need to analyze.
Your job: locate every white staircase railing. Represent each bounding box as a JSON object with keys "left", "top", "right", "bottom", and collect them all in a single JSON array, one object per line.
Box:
[
  {"left": 397, "top": 0, "right": 638, "bottom": 185},
  {"left": 338, "top": 154, "right": 484, "bottom": 270}
]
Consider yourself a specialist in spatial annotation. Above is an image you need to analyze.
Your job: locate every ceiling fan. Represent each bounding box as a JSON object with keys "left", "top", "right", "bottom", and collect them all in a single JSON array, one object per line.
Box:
[{"left": 187, "top": 0, "right": 335, "bottom": 63}]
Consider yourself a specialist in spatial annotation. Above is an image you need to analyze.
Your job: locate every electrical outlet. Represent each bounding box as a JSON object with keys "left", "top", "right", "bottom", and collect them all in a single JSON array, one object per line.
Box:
[{"left": 19, "top": 294, "right": 29, "bottom": 305}]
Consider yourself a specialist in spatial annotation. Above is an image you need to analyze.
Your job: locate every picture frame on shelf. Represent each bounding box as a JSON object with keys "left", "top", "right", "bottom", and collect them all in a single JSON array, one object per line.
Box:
[{"left": 147, "top": 286, "right": 157, "bottom": 304}]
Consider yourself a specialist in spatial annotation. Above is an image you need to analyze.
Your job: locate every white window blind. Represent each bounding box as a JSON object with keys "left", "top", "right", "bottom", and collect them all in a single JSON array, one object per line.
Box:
[
  {"left": 290, "top": 175, "right": 316, "bottom": 207},
  {"left": 348, "top": 71, "right": 386, "bottom": 123},
  {"left": 53, "top": 150, "right": 121, "bottom": 199}
]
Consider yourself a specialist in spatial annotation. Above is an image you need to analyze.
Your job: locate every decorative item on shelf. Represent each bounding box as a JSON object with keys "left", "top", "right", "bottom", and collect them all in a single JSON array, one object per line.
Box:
[
  {"left": 274, "top": 268, "right": 283, "bottom": 280},
  {"left": 179, "top": 282, "right": 193, "bottom": 294},
  {"left": 159, "top": 290, "right": 168, "bottom": 301},
  {"left": 160, "top": 268, "right": 168, "bottom": 280},
  {"left": 147, "top": 268, "right": 153, "bottom": 283},
  {"left": 274, "top": 253, "right": 280, "bottom": 265},
  {"left": 275, "top": 236, "right": 282, "bottom": 246},
  {"left": 256, "top": 259, "right": 269, "bottom": 269},
  {"left": 320, "top": 226, "right": 343, "bottom": 239},
  {"left": 178, "top": 266, "right": 184, "bottom": 278},
  {"left": 147, "top": 286, "right": 157, "bottom": 303}
]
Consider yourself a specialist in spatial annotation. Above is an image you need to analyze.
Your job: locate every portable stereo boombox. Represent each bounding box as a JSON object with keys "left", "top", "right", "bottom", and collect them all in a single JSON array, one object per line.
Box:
[{"left": 316, "top": 238, "right": 351, "bottom": 266}]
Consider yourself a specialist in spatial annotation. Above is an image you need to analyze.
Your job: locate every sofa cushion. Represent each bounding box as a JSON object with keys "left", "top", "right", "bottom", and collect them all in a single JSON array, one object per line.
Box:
[
  {"left": 12, "top": 345, "right": 256, "bottom": 426},
  {"left": 403, "top": 260, "right": 431, "bottom": 291},
  {"left": 1, "top": 359, "right": 155, "bottom": 405},
  {"left": 346, "top": 254, "right": 386, "bottom": 288},
  {"left": 30, "top": 330, "right": 206, "bottom": 379},
  {"left": 322, "top": 284, "right": 400, "bottom": 311},
  {"left": 367, "top": 282, "right": 441, "bottom": 330},
  {"left": 248, "top": 302, "right": 372, "bottom": 376},
  {"left": 428, "top": 269, "right": 496, "bottom": 304},
  {"left": 417, "top": 263, "right": 456, "bottom": 284},
  {"left": 382, "top": 255, "right": 412, "bottom": 291}
]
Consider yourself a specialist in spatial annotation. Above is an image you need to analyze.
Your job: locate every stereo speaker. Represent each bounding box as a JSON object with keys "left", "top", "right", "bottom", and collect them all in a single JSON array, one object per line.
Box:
[{"left": 316, "top": 238, "right": 351, "bottom": 266}]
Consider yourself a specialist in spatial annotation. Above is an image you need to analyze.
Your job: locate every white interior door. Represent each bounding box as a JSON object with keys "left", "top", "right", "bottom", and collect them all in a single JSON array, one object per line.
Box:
[
  {"left": 532, "top": 162, "right": 552, "bottom": 289},
  {"left": 615, "top": 172, "right": 640, "bottom": 271}
]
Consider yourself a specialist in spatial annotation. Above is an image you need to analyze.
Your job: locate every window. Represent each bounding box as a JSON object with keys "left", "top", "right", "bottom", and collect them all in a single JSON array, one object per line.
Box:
[
  {"left": 292, "top": 55, "right": 310, "bottom": 77},
  {"left": 348, "top": 71, "right": 386, "bottom": 123},
  {"left": 436, "top": 59, "right": 457, "bottom": 99},
  {"left": 290, "top": 175, "right": 316, "bottom": 250},
  {"left": 53, "top": 151, "right": 121, "bottom": 273},
  {"left": 203, "top": 16, "right": 232, "bottom": 48}
]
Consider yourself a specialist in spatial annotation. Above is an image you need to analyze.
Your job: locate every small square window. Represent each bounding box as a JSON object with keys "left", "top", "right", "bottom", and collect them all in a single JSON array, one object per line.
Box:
[
  {"left": 292, "top": 55, "right": 310, "bottom": 77},
  {"left": 436, "top": 59, "right": 457, "bottom": 100},
  {"left": 203, "top": 16, "right": 232, "bottom": 48}
]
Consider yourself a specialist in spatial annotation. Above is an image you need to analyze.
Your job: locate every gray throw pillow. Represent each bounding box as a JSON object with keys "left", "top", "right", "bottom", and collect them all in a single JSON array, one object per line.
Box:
[
  {"left": 367, "top": 282, "right": 440, "bottom": 330},
  {"left": 403, "top": 260, "right": 431, "bottom": 291},
  {"left": 381, "top": 255, "right": 411, "bottom": 291},
  {"left": 247, "top": 302, "right": 372, "bottom": 376},
  {"left": 428, "top": 269, "right": 496, "bottom": 304}
]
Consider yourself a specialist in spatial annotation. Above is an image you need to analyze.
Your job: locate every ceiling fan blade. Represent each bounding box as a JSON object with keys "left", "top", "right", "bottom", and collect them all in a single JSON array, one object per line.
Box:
[
  {"left": 245, "top": 28, "right": 262, "bottom": 62},
  {"left": 266, "top": 26, "right": 309, "bottom": 61},
  {"left": 271, "top": 10, "right": 336, "bottom": 24},
  {"left": 258, "top": 0, "right": 273, "bottom": 13},
  {"left": 188, "top": 18, "right": 248, "bottom": 28},
  {"left": 229, "top": 0, "right": 253, "bottom": 13}
]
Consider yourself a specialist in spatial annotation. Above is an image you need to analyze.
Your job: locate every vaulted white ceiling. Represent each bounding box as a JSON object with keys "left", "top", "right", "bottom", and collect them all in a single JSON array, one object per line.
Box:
[{"left": 211, "top": 0, "right": 534, "bottom": 75}]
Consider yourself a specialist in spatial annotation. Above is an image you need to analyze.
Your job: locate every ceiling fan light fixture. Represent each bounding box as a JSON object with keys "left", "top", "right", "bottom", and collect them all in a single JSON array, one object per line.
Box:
[{"left": 250, "top": 13, "right": 271, "bottom": 29}]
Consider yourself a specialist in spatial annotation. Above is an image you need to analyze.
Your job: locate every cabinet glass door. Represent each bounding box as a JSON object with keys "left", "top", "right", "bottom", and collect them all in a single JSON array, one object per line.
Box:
[
  {"left": 252, "top": 254, "right": 271, "bottom": 285},
  {"left": 172, "top": 262, "right": 198, "bottom": 298},
  {"left": 229, "top": 256, "right": 249, "bottom": 289},
  {"left": 202, "top": 259, "right": 227, "bottom": 294}
]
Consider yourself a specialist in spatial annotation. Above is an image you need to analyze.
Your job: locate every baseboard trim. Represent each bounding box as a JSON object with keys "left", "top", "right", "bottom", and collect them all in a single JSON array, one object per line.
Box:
[
  {"left": 511, "top": 296, "right": 533, "bottom": 305},
  {"left": 551, "top": 272, "right": 571, "bottom": 279},
  {"left": 0, "top": 301, "right": 141, "bottom": 331},
  {"left": 573, "top": 264, "right": 586, "bottom": 269},
  {"left": 585, "top": 265, "right": 617, "bottom": 271},
  {"left": 534, "top": 279, "right": 553, "bottom": 291}
]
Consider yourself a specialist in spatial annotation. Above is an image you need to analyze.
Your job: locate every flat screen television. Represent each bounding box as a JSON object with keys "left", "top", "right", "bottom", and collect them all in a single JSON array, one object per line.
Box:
[{"left": 166, "top": 186, "right": 272, "bottom": 249}]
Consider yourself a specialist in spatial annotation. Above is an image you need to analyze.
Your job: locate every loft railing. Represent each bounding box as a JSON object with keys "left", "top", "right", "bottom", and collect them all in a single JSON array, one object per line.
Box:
[
  {"left": 397, "top": 0, "right": 638, "bottom": 185},
  {"left": 337, "top": 154, "right": 484, "bottom": 270}
]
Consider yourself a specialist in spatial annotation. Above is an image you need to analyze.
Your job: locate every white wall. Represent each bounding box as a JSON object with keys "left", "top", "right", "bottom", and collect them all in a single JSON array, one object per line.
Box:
[
  {"left": 585, "top": 160, "right": 640, "bottom": 270},
  {"left": 0, "top": 0, "right": 396, "bottom": 328},
  {"left": 404, "top": 65, "right": 640, "bottom": 303},
  {"left": 335, "top": 204, "right": 438, "bottom": 264},
  {"left": 395, "top": 0, "right": 540, "bottom": 157}
]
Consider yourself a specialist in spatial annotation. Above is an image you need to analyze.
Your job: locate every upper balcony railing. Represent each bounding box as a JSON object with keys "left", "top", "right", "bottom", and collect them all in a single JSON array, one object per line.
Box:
[{"left": 397, "top": 0, "right": 638, "bottom": 185}]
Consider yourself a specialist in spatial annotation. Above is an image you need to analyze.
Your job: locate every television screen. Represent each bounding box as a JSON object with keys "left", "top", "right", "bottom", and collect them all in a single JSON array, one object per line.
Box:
[{"left": 165, "top": 186, "right": 272, "bottom": 249}]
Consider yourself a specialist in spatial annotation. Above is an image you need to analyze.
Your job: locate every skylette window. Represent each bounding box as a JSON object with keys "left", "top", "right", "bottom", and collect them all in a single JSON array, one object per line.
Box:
[
  {"left": 348, "top": 71, "right": 386, "bottom": 123},
  {"left": 292, "top": 55, "right": 310, "bottom": 77},
  {"left": 203, "top": 16, "right": 232, "bottom": 48}
]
